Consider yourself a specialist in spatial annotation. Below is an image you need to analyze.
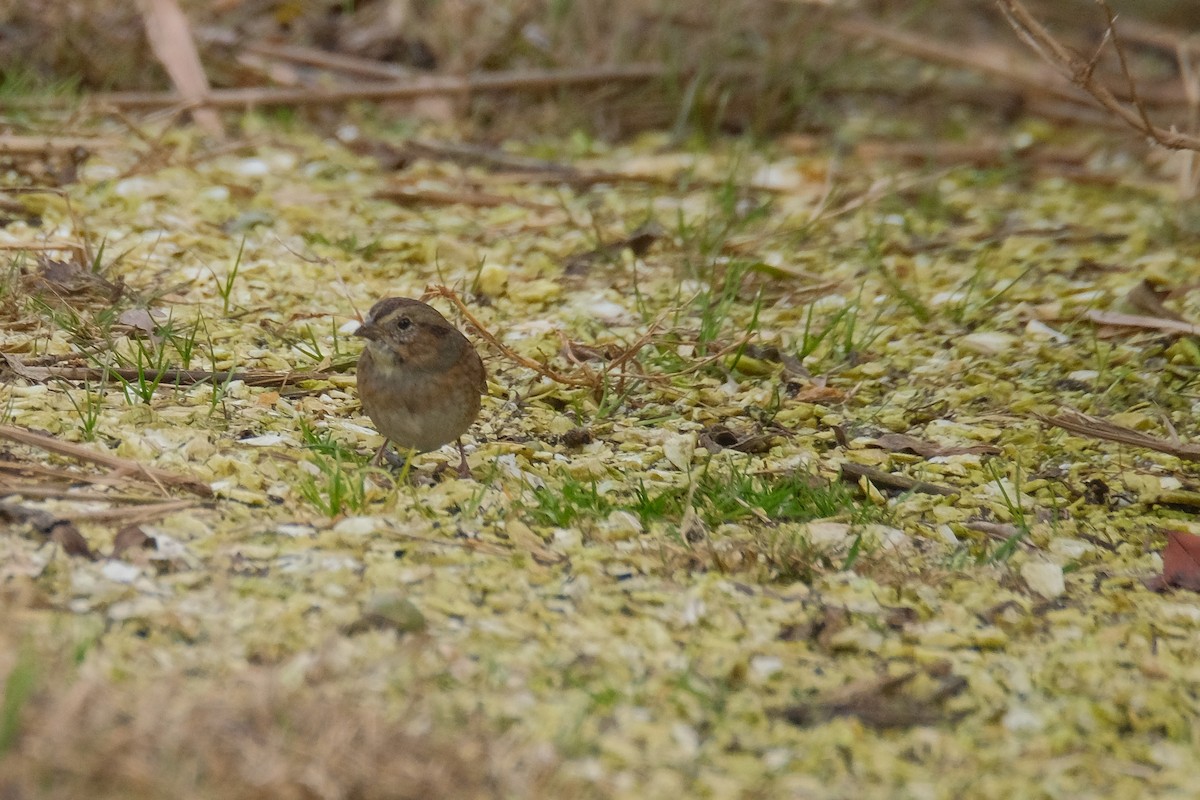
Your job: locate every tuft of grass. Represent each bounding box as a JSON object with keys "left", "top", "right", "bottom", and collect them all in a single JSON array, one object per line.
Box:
[
  {"left": 527, "top": 477, "right": 613, "bottom": 527},
  {"left": 106, "top": 337, "right": 169, "bottom": 405},
  {"left": 687, "top": 462, "right": 869, "bottom": 528},
  {"left": 526, "top": 458, "right": 874, "bottom": 532},
  {"left": 297, "top": 422, "right": 375, "bottom": 517},
  {"left": 60, "top": 374, "right": 108, "bottom": 441},
  {"left": 29, "top": 297, "right": 119, "bottom": 350},
  {"left": 293, "top": 324, "right": 324, "bottom": 364},
  {"left": 752, "top": 526, "right": 829, "bottom": 584},
  {"left": 297, "top": 452, "right": 370, "bottom": 518},
  {"left": 950, "top": 251, "right": 1039, "bottom": 326},
  {"left": 794, "top": 289, "right": 887, "bottom": 371},
  {"left": 299, "top": 420, "right": 366, "bottom": 464},
  {"left": 158, "top": 312, "right": 204, "bottom": 371},
  {"left": 629, "top": 478, "right": 687, "bottom": 524},
  {"left": 0, "top": 64, "right": 80, "bottom": 104},
  {"left": 273, "top": 318, "right": 352, "bottom": 367},
  {"left": 212, "top": 237, "right": 246, "bottom": 316},
  {"left": 195, "top": 315, "right": 237, "bottom": 419},
  {"left": 983, "top": 460, "right": 1030, "bottom": 564},
  {"left": 0, "top": 258, "right": 25, "bottom": 316}
]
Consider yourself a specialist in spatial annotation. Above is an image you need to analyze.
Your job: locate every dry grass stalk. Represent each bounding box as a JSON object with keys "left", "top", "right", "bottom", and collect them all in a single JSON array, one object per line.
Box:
[
  {"left": 0, "top": 135, "right": 110, "bottom": 154},
  {"left": 11, "top": 64, "right": 666, "bottom": 111},
  {"left": 3, "top": 359, "right": 333, "bottom": 390},
  {"left": 1037, "top": 409, "right": 1200, "bottom": 462},
  {"left": 0, "top": 424, "right": 212, "bottom": 497},
  {"left": 196, "top": 27, "right": 415, "bottom": 81},
  {"left": 427, "top": 285, "right": 770, "bottom": 400}
]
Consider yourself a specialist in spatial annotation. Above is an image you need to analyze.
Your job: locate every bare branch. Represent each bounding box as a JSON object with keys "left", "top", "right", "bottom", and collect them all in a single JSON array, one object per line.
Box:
[{"left": 997, "top": 0, "right": 1200, "bottom": 151}]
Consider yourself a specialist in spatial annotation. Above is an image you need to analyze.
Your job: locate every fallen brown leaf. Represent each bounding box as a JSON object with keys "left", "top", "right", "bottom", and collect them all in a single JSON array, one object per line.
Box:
[
  {"left": 1146, "top": 530, "right": 1200, "bottom": 592},
  {"left": 699, "top": 423, "right": 774, "bottom": 454},
  {"left": 112, "top": 525, "right": 157, "bottom": 558},
  {"left": 777, "top": 668, "right": 969, "bottom": 730},
  {"left": 869, "top": 433, "right": 1000, "bottom": 457}
]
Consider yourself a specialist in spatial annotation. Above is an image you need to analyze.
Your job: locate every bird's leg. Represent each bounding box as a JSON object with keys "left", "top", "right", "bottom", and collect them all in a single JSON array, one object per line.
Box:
[
  {"left": 372, "top": 440, "right": 415, "bottom": 473},
  {"left": 395, "top": 445, "right": 418, "bottom": 484},
  {"left": 455, "top": 438, "right": 473, "bottom": 479}
]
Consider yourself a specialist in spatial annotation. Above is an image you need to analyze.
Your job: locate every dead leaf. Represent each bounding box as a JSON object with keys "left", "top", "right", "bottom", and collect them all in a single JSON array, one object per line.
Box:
[
  {"left": 116, "top": 308, "right": 159, "bottom": 337},
  {"left": 559, "top": 427, "right": 592, "bottom": 448},
  {"left": 739, "top": 345, "right": 808, "bottom": 379},
  {"left": 560, "top": 339, "right": 623, "bottom": 363},
  {"left": 112, "top": 525, "right": 157, "bottom": 557},
  {"left": 48, "top": 521, "right": 96, "bottom": 560},
  {"left": 883, "top": 606, "right": 920, "bottom": 629},
  {"left": 25, "top": 258, "right": 123, "bottom": 302},
  {"left": 564, "top": 222, "right": 664, "bottom": 276},
  {"left": 699, "top": 423, "right": 774, "bottom": 454},
  {"left": 1146, "top": 530, "right": 1200, "bottom": 592},
  {"left": 869, "top": 433, "right": 1000, "bottom": 457},
  {"left": 777, "top": 668, "right": 968, "bottom": 730},
  {"left": 839, "top": 462, "right": 958, "bottom": 496},
  {"left": 0, "top": 500, "right": 96, "bottom": 559},
  {"left": 1123, "top": 277, "right": 1187, "bottom": 323}
]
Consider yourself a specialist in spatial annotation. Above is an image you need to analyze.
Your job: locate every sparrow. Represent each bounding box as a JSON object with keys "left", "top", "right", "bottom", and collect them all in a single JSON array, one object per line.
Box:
[{"left": 354, "top": 297, "right": 486, "bottom": 477}]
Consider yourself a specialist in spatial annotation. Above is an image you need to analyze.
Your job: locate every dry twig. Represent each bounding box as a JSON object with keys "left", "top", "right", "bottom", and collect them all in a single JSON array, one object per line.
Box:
[
  {"left": 374, "top": 185, "right": 559, "bottom": 212},
  {"left": 833, "top": 16, "right": 1087, "bottom": 106},
  {"left": 998, "top": 0, "right": 1200, "bottom": 151},
  {"left": 839, "top": 462, "right": 958, "bottom": 496},
  {"left": 1085, "top": 310, "right": 1200, "bottom": 337},
  {"left": 0, "top": 424, "right": 212, "bottom": 497},
  {"left": 2, "top": 355, "right": 333, "bottom": 390},
  {"left": 424, "top": 286, "right": 597, "bottom": 389},
  {"left": 1037, "top": 409, "right": 1200, "bottom": 462},
  {"left": 137, "top": 0, "right": 223, "bottom": 137}
]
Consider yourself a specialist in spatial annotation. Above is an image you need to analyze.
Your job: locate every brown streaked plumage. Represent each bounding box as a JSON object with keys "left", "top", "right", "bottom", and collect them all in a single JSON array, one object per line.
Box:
[{"left": 354, "top": 297, "right": 486, "bottom": 477}]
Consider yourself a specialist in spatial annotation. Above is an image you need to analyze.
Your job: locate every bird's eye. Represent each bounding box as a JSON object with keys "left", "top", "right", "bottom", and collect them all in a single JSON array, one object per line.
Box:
[{"left": 397, "top": 317, "right": 411, "bottom": 330}]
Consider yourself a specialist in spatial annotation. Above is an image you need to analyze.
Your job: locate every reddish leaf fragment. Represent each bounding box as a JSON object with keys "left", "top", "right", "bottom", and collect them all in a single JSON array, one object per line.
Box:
[
  {"left": 1153, "top": 530, "right": 1200, "bottom": 592},
  {"left": 793, "top": 385, "right": 846, "bottom": 403}
]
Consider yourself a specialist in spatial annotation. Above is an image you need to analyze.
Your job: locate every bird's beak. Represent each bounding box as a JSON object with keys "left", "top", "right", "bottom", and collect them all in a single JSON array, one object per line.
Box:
[{"left": 354, "top": 320, "right": 381, "bottom": 341}]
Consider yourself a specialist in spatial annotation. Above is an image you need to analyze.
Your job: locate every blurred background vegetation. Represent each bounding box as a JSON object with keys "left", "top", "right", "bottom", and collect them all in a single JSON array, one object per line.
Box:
[{"left": 0, "top": 0, "right": 1197, "bottom": 144}]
